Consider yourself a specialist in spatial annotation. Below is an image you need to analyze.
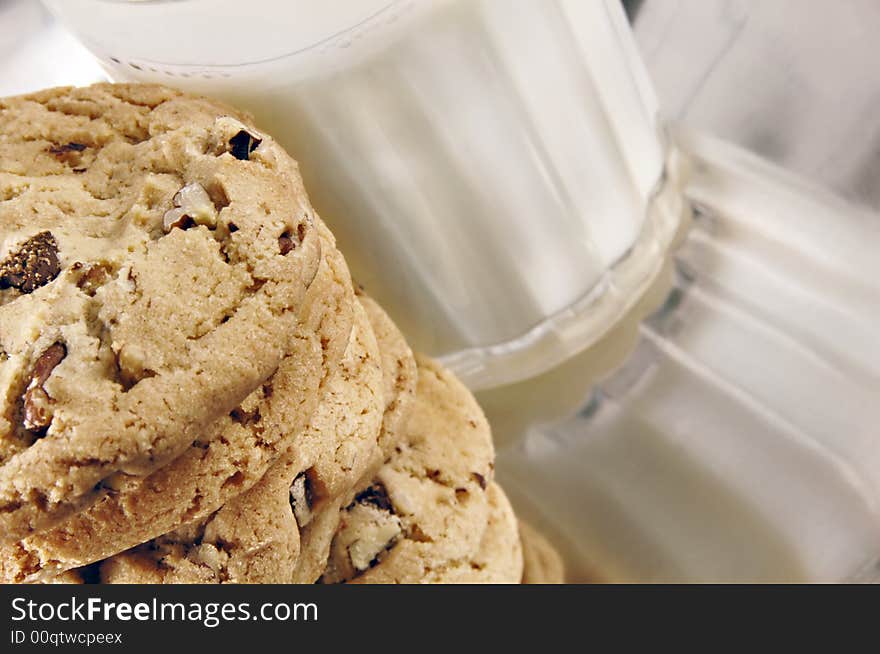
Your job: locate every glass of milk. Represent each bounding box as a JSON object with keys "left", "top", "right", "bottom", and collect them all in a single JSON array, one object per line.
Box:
[{"left": 42, "top": 0, "right": 689, "bottom": 390}]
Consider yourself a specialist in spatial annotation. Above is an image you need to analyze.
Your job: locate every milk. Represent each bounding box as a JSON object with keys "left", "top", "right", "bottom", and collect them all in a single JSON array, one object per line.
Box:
[{"left": 43, "top": 0, "right": 683, "bottom": 389}]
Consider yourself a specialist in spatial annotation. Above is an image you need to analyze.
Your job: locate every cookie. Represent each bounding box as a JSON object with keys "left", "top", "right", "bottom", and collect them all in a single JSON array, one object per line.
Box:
[
  {"left": 320, "top": 355, "right": 515, "bottom": 584},
  {"left": 290, "top": 293, "right": 417, "bottom": 583},
  {"left": 518, "top": 520, "right": 565, "bottom": 584},
  {"left": 97, "top": 296, "right": 385, "bottom": 583},
  {"left": 0, "top": 227, "right": 355, "bottom": 583},
  {"left": 430, "top": 482, "right": 523, "bottom": 583},
  {"left": 0, "top": 84, "right": 325, "bottom": 540}
]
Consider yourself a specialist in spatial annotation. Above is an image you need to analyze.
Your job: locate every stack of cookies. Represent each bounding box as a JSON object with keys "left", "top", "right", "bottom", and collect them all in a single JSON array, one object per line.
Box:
[{"left": 0, "top": 84, "right": 562, "bottom": 584}]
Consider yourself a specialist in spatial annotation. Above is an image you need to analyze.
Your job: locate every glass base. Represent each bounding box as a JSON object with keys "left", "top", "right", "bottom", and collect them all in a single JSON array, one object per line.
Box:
[{"left": 493, "top": 134, "right": 880, "bottom": 582}]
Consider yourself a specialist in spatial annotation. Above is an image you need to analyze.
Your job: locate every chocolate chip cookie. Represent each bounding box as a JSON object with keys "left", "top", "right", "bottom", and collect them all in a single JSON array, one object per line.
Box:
[
  {"left": 439, "top": 482, "right": 523, "bottom": 583},
  {"left": 290, "top": 292, "right": 417, "bottom": 583},
  {"left": 96, "top": 296, "right": 385, "bottom": 583},
  {"left": 320, "top": 355, "right": 521, "bottom": 584},
  {"left": 0, "top": 83, "right": 325, "bottom": 541},
  {"left": 519, "top": 520, "right": 565, "bottom": 584},
  {"left": 0, "top": 225, "right": 356, "bottom": 583}
]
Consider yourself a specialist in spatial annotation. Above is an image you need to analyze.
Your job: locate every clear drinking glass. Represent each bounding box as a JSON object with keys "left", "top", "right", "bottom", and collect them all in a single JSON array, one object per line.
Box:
[
  {"left": 42, "top": 0, "right": 689, "bottom": 390},
  {"left": 496, "top": 133, "right": 880, "bottom": 582}
]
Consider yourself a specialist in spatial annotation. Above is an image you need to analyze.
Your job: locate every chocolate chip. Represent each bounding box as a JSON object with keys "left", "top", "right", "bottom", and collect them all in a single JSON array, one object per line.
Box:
[
  {"left": 304, "top": 475, "right": 317, "bottom": 508},
  {"left": 290, "top": 470, "right": 319, "bottom": 527},
  {"left": 48, "top": 142, "right": 86, "bottom": 155},
  {"left": 353, "top": 483, "right": 394, "bottom": 513},
  {"left": 278, "top": 232, "right": 294, "bottom": 255},
  {"left": 229, "top": 406, "right": 260, "bottom": 426},
  {"left": 228, "top": 130, "right": 261, "bottom": 161},
  {"left": 23, "top": 342, "right": 67, "bottom": 433},
  {"left": 0, "top": 231, "right": 61, "bottom": 294},
  {"left": 48, "top": 143, "right": 87, "bottom": 166}
]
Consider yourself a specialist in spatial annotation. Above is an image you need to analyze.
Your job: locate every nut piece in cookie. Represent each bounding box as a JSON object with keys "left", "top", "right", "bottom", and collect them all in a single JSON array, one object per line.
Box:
[
  {"left": 23, "top": 343, "right": 67, "bottom": 433},
  {"left": 71, "top": 262, "right": 111, "bottom": 296},
  {"left": 163, "top": 183, "right": 218, "bottom": 232},
  {"left": 0, "top": 232, "right": 61, "bottom": 294}
]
